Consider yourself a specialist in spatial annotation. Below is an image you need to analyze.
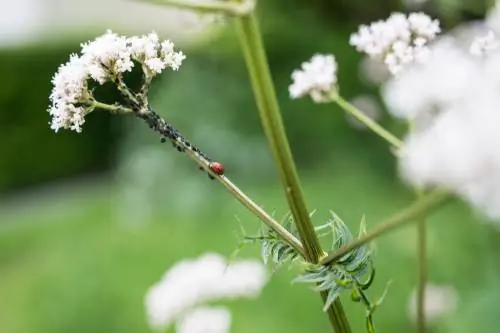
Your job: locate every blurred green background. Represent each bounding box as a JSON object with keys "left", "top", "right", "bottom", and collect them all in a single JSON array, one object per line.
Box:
[{"left": 1, "top": 0, "right": 499, "bottom": 332}]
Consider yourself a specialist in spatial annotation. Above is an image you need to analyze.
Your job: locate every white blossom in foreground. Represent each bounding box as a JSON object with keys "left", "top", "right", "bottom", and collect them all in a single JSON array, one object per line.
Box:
[
  {"left": 350, "top": 12, "right": 440, "bottom": 75},
  {"left": 381, "top": 38, "right": 478, "bottom": 124},
  {"left": 144, "top": 252, "right": 268, "bottom": 331},
  {"left": 399, "top": 84, "right": 500, "bottom": 220},
  {"left": 289, "top": 54, "right": 338, "bottom": 103},
  {"left": 407, "top": 283, "right": 458, "bottom": 325},
  {"left": 48, "top": 30, "right": 185, "bottom": 133},
  {"left": 176, "top": 306, "right": 231, "bottom": 333},
  {"left": 469, "top": 30, "right": 499, "bottom": 56},
  {"left": 382, "top": 23, "right": 500, "bottom": 221}
]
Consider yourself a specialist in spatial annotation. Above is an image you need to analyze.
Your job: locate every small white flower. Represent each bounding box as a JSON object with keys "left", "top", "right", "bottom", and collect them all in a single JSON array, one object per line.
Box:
[
  {"left": 289, "top": 54, "right": 338, "bottom": 103},
  {"left": 80, "top": 30, "right": 134, "bottom": 82},
  {"left": 144, "top": 253, "right": 268, "bottom": 331},
  {"left": 407, "top": 283, "right": 458, "bottom": 326},
  {"left": 469, "top": 30, "right": 499, "bottom": 56},
  {"left": 176, "top": 307, "right": 231, "bottom": 333},
  {"left": 350, "top": 12, "right": 440, "bottom": 75}
]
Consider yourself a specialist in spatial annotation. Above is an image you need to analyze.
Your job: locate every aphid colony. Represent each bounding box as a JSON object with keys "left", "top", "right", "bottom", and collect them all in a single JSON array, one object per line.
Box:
[{"left": 139, "top": 110, "right": 225, "bottom": 179}]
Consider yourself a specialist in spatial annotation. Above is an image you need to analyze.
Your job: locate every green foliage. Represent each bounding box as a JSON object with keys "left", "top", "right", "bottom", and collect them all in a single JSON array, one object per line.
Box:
[
  {"left": 0, "top": 44, "right": 122, "bottom": 194},
  {"left": 239, "top": 207, "right": 390, "bottom": 333}
]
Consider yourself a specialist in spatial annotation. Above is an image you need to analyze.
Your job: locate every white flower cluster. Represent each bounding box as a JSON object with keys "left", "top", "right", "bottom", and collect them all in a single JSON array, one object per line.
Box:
[
  {"left": 382, "top": 38, "right": 477, "bottom": 124},
  {"left": 383, "top": 31, "right": 500, "bottom": 222},
  {"left": 469, "top": 30, "right": 499, "bottom": 56},
  {"left": 289, "top": 54, "right": 338, "bottom": 103},
  {"left": 48, "top": 30, "right": 185, "bottom": 133},
  {"left": 144, "top": 252, "right": 269, "bottom": 331},
  {"left": 350, "top": 12, "right": 440, "bottom": 75},
  {"left": 176, "top": 307, "right": 231, "bottom": 333}
]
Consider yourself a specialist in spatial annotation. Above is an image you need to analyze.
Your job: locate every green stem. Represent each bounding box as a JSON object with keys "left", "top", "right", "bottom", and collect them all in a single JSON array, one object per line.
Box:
[
  {"left": 234, "top": 10, "right": 351, "bottom": 333},
  {"left": 218, "top": 176, "right": 305, "bottom": 257},
  {"left": 416, "top": 190, "right": 427, "bottom": 333},
  {"left": 320, "top": 188, "right": 452, "bottom": 266},
  {"left": 334, "top": 95, "right": 403, "bottom": 149},
  {"left": 134, "top": 0, "right": 255, "bottom": 16},
  {"left": 410, "top": 120, "right": 427, "bottom": 333},
  {"left": 84, "top": 100, "right": 134, "bottom": 114}
]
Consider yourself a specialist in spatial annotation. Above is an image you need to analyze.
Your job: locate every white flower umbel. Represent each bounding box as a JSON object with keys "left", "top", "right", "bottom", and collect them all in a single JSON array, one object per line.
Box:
[
  {"left": 399, "top": 84, "right": 500, "bottom": 221},
  {"left": 407, "top": 283, "right": 458, "bottom": 326},
  {"left": 177, "top": 306, "right": 231, "bottom": 333},
  {"left": 469, "top": 30, "right": 500, "bottom": 56},
  {"left": 350, "top": 12, "right": 440, "bottom": 75},
  {"left": 289, "top": 54, "right": 338, "bottom": 103},
  {"left": 381, "top": 38, "right": 478, "bottom": 124},
  {"left": 48, "top": 30, "right": 185, "bottom": 133},
  {"left": 144, "top": 252, "right": 268, "bottom": 331}
]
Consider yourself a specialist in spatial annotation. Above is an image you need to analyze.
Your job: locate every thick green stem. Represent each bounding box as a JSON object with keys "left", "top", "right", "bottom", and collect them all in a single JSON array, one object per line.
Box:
[
  {"left": 320, "top": 188, "right": 451, "bottom": 266},
  {"left": 334, "top": 95, "right": 403, "bottom": 149},
  {"left": 234, "top": 10, "right": 351, "bottom": 333}
]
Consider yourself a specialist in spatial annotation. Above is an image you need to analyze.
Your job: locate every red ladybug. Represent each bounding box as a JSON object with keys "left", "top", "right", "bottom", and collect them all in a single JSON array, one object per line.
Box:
[{"left": 209, "top": 162, "right": 225, "bottom": 176}]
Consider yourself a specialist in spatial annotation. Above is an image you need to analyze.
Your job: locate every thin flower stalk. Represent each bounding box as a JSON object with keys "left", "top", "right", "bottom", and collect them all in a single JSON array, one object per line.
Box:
[
  {"left": 233, "top": 10, "right": 351, "bottom": 333},
  {"left": 333, "top": 95, "right": 403, "bottom": 149}
]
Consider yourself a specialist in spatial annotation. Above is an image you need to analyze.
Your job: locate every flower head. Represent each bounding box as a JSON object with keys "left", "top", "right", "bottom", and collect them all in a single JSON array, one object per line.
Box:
[
  {"left": 48, "top": 30, "right": 185, "bottom": 133},
  {"left": 381, "top": 38, "right": 478, "bottom": 123},
  {"left": 350, "top": 12, "right": 440, "bottom": 75},
  {"left": 144, "top": 253, "right": 268, "bottom": 331},
  {"left": 48, "top": 54, "right": 91, "bottom": 133},
  {"left": 289, "top": 54, "right": 338, "bottom": 103}
]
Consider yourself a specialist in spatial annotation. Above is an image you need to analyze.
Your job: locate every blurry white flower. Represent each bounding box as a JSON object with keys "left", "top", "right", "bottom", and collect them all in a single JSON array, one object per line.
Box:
[
  {"left": 350, "top": 12, "right": 440, "bottom": 75},
  {"left": 144, "top": 252, "right": 268, "bottom": 331},
  {"left": 399, "top": 83, "right": 500, "bottom": 220},
  {"left": 177, "top": 306, "right": 231, "bottom": 333},
  {"left": 381, "top": 38, "right": 478, "bottom": 124},
  {"left": 48, "top": 30, "right": 185, "bottom": 133},
  {"left": 289, "top": 54, "right": 338, "bottom": 103},
  {"left": 407, "top": 283, "right": 458, "bottom": 325},
  {"left": 469, "top": 30, "right": 499, "bottom": 56},
  {"left": 345, "top": 95, "right": 382, "bottom": 130}
]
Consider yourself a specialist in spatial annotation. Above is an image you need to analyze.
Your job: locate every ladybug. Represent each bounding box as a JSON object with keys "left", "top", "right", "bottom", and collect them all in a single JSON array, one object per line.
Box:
[{"left": 209, "top": 162, "right": 225, "bottom": 176}]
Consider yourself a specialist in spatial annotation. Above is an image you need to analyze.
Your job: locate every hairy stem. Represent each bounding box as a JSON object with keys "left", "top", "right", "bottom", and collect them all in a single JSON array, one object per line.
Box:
[
  {"left": 320, "top": 188, "right": 451, "bottom": 266},
  {"left": 334, "top": 95, "right": 403, "bottom": 149},
  {"left": 234, "top": 10, "right": 351, "bottom": 333}
]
